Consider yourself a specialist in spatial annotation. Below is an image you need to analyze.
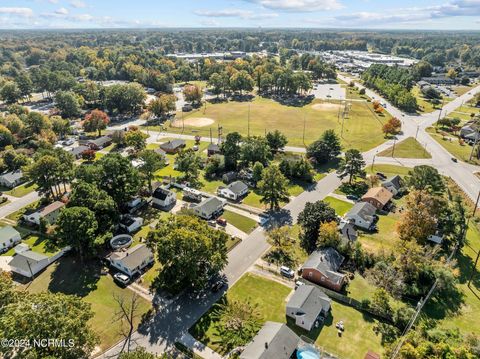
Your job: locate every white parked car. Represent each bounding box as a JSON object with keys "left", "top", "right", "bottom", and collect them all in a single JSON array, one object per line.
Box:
[
  {"left": 280, "top": 266, "right": 295, "bottom": 279},
  {"left": 113, "top": 272, "right": 130, "bottom": 286}
]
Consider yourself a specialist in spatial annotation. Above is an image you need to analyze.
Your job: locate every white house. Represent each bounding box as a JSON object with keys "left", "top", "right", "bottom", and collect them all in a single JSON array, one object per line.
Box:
[
  {"left": 152, "top": 187, "right": 176, "bottom": 208},
  {"left": 192, "top": 197, "right": 226, "bottom": 220},
  {"left": 8, "top": 246, "right": 70, "bottom": 278},
  {"left": 0, "top": 170, "right": 25, "bottom": 189},
  {"left": 109, "top": 244, "right": 154, "bottom": 277},
  {"left": 344, "top": 202, "right": 377, "bottom": 230},
  {"left": 286, "top": 284, "right": 331, "bottom": 331},
  {"left": 0, "top": 226, "right": 21, "bottom": 253},
  {"left": 217, "top": 181, "right": 249, "bottom": 201},
  {"left": 23, "top": 201, "right": 65, "bottom": 226},
  {"left": 119, "top": 216, "right": 143, "bottom": 233}
]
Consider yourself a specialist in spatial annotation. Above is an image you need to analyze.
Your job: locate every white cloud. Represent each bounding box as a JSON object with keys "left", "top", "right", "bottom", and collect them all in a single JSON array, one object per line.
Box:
[
  {"left": 242, "top": 0, "right": 343, "bottom": 12},
  {"left": 71, "top": 13, "right": 93, "bottom": 21},
  {"left": 0, "top": 7, "right": 33, "bottom": 17},
  {"left": 48, "top": 0, "right": 59, "bottom": 4},
  {"left": 54, "top": 7, "right": 69, "bottom": 15},
  {"left": 70, "top": 0, "right": 87, "bottom": 9},
  {"left": 195, "top": 8, "right": 278, "bottom": 19}
]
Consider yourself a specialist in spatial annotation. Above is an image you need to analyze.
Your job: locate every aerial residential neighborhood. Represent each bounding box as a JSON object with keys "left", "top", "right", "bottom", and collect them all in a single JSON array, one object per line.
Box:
[{"left": 0, "top": 1, "right": 480, "bottom": 359}]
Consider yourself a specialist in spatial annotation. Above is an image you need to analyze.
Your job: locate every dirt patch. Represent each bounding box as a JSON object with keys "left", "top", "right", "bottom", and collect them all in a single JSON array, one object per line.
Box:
[
  {"left": 311, "top": 103, "right": 342, "bottom": 111},
  {"left": 172, "top": 117, "right": 214, "bottom": 127}
]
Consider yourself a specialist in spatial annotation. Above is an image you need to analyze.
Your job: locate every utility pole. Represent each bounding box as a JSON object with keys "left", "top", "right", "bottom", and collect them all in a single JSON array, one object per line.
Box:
[
  {"left": 469, "top": 133, "right": 479, "bottom": 161},
  {"left": 210, "top": 128, "right": 213, "bottom": 143},
  {"left": 437, "top": 97, "right": 445, "bottom": 122},
  {"left": 415, "top": 125, "right": 419, "bottom": 140},
  {"left": 391, "top": 137, "right": 397, "bottom": 157},
  {"left": 247, "top": 104, "right": 251, "bottom": 137},
  {"left": 302, "top": 113, "right": 307, "bottom": 147},
  {"left": 371, "top": 150, "right": 378, "bottom": 172}
]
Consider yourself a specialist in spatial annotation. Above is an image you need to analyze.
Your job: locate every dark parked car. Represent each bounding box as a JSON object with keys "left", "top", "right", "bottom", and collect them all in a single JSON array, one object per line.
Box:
[
  {"left": 346, "top": 195, "right": 359, "bottom": 201},
  {"left": 376, "top": 172, "right": 387, "bottom": 180}
]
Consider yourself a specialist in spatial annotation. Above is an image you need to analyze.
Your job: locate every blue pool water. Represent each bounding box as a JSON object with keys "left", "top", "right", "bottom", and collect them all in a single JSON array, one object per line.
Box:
[{"left": 297, "top": 348, "right": 321, "bottom": 359}]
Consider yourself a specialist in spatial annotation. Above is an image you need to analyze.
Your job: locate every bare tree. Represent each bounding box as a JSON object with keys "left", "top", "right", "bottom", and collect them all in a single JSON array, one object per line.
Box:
[{"left": 113, "top": 293, "right": 142, "bottom": 354}]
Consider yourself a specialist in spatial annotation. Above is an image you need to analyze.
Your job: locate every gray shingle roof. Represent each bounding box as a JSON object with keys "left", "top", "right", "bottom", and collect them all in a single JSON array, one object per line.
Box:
[
  {"left": 302, "top": 247, "right": 345, "bottom": 285},
  {"left": 195, "top": 197, "right": 224, "bottom": 215},
  {"left": 70, "top": 145, "right": 89, "bottom": 156},
  {"left": 0, "top": 170, "right": 23, "bottom": 183},
  {"left": 240, "top": 321, "right": 300, "bottom": 359},
  {"left": 110, "top": 244, "right": 153, "bottom": 272},
  {"left": 9, "top": 250, "right": 49, "bottom": 273},
  {"left": 0, "top": 226, "right": 20, "bottom": 240},
  {"left": 228, "top": 181, "right": 248, "bottom": 195},
  {"left": 288, "top": 285, "right": 331, "bottom": 321},
  {"left": 207, "top": 143, "right": 220, "bottom": 152},
  {"left": 89, "top": 136, "right": 111, "bottom": 147},
  {"left": 382, "top": 175, "right": 402, "bottom": 190},
  {"left": 345, "top": 202, "right": 376, "bottom": 222}
]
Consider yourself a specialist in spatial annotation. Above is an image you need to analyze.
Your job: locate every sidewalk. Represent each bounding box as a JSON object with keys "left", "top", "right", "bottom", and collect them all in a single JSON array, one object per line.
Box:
[{"left": 180, "top": 333, "right": 223, "bottom": 359}]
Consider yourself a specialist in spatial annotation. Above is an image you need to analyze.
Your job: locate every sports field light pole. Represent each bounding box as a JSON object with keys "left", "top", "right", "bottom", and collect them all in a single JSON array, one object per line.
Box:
[
  {"left": 247, "top": 104, "right": 251, "bottom": 137},
  {"left": 371, "top": 149, "right": 379, "bottom": 172}
]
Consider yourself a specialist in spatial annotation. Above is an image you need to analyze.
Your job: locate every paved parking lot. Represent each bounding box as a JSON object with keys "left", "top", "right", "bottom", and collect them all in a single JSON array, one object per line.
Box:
[{"left": 312, "top": 84, "right": 346, "bottom": 100}]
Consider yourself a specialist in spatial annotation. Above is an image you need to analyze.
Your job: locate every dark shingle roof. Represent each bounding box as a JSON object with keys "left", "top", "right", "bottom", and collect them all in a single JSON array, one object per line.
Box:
[
  {"left": 160, "top": 139, "right": 186, "bottom": 151},
  {"left": 152, "top": 187, "right": 173, "bottom": 201},
  {"left": 228, "top": 181, "right": 248, "bottom": 195},
  {"left": 240, "top": 321, "right": 300, "bottom": 359},
  {"left": 302, "top": 247, "right": 345, "bottom": 285}
]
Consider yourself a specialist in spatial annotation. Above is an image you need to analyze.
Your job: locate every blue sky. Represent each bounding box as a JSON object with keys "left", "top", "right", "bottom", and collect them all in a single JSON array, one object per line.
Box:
[{"left": 1, "top": 0, "right": 480, "bottom": 30}]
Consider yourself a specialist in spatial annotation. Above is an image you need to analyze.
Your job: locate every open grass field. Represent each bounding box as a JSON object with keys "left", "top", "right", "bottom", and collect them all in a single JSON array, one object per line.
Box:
[
  {"left": 222, "top": 210, "right": 257, "bottom": 234},
  {"left": 25, "top": 256, "right": 151, "bottom": 352},
  {"left": 4, "top": 182, "right": 38, "bottom": 198},
  {"left": 426, "top": 127, "right": 480, "bottom": 165},
  {"left": 324, "top": 196, "right": 353, "bottom": 216},
  {"left": 190, "top": 273, "right": 384, "bottom": 359},
  {"left": 378, "top": 137, "right": 431, "bottom": 159},
  {"left": 168, "top": 97, "right": 390, "bottom": 151}
]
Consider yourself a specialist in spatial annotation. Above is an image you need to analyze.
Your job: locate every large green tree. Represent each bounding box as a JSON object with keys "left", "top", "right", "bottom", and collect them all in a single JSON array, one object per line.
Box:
[
  {"left": 266, "top": 130, "right": 288, "bottom": 153},
  {"left": 337, "top": 149, "right": 366, "bottom": 184},
  {"left": 306, "top": 129, "right": 342, "bottom": 164},
  {"left": 148, "top": 215, "right": 228, "bottom": 293},
  {"left": 258, "top": 165, "right": 290, "bottom": 210},
  {"left": 69, "top": 181, "right": 118, "bottom": 237},
  {"left": 240, "top": 136, "right": 272, "bottom": 166},
  {"left": 406, "top": 165, "right": 445, "bottom": 195},
  {"left": 221, "top": 132, "right": 242, "bottom": 170},
  {"left": 56, "top": 206, "right": 99, "bottom": 261},
  {"left": 298, "top": 200, "right": 337, "bottom": 252},
  {"left": 0, "top": 277, "right": 98, "bottom": 359},
  {"left": 55, "top": 91, "right": 82, "bottom": 118},
  {"left": 138, "top": 149, "right": 166, "bottom": 193},
  {"left": 97, "top": 154, "right": 142, "bottom": 207},
  {"left": 175, "top": 149, "right": 201, "bottom": 185}
]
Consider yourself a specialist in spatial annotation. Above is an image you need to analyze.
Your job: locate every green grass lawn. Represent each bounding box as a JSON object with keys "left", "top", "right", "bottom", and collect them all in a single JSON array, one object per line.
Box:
[
  {"left": 222, "top": 210, "right": 257, "bottom": 234},
  {"left": 26, "top": 256, "right": 152, "bottom": 352},
  {"left": 190, "top": 273, "right": 384, "bottom": 359},
  {"left": 164, "top": 97, "right": 389, "bottom": 151},
  {"left": 366, "top": 164, "right": 413, "bottom": 177},
  {"left": 426, "top": 127, "right": 480, "bottom": 165},
  {"left": 1, "top": 235, "right": 57, "bottom": 256},
  {"left": 4, "top": 182, "right": 38, "bottom": 198},
  {"left": 424, "top": 223, "right": 480, "bottom": 337},
  {"left": 189, "top": 273, "right": 293, "bottom": 355},
  {"left": 6, "top": 200, "right": 41, "bottom": 221},
  {"left": 378, "top": 137, "right": 431, "bottom": 159},
  {"left": 324, "top": 196, "right": 353, "bottom": 216}
]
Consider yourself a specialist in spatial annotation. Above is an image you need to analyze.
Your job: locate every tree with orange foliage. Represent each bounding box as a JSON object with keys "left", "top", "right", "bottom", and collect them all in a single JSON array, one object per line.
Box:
[
  {"left": 382, "top": 117, "right": 402, "bottom": 137},
  {"left": 83, "top": 109, "right": 110, "bottom": 136}
]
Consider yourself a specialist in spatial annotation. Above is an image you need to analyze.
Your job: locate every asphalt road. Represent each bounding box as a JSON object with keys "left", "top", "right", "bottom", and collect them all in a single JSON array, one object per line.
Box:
[{"left": 99, "top": 79, "right": 480, "bottom": 358}]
